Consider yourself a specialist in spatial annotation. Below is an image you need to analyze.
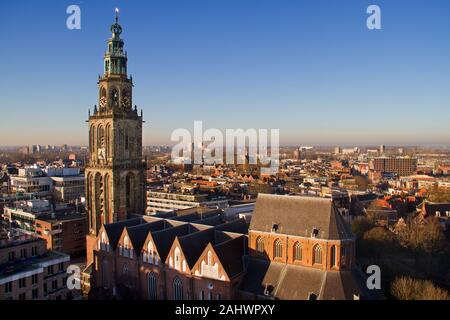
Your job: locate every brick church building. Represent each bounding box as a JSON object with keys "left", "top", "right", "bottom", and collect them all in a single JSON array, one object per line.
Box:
[
  {"left": 89, "top": 194, "right": 376, "bottom": 300},
  {"left": 85, "top": 13, "right": 377, "bottom": 300}
]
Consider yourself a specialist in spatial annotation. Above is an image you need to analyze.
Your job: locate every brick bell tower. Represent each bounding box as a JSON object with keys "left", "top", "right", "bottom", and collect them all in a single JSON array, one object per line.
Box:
[{"left": 85, "top": 10, "right": 146, "bottom": 265}]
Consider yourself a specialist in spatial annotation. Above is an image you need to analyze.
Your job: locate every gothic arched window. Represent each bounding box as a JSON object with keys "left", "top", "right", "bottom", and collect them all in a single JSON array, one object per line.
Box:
[
  {"left": 147, "top": 241, "right": 154, "bottom": 264},
  {"left": 102, "top": 259, "right": 109, "bottom": 289},
  {"left": 273, "top": 239, "right": 282, "bottom": 258},
  {"left": 111, "top": 88, "right": 118, "bottom": 103},
  {"left": 122, "top": 263, "right": 128, "bottom": 276},
  {"left": 97, "top": 125, "right": 104, "bottom": 149},
  {"left": 148, "top": 272, "right": 157, "bottom": 300},
  {"left": 174, "top": 247, "right": 181, "bottom": 271},
  {"left": 313, "top": 244, "right": 323, "bottom": 265},
  {"left": 124, "top": 129, "right": 129, "bottom": 151},
  {"left": 173, "top": 277, "right": 183, "bottom": 300},
  {"left": 294, "top": 242, "right": 302, "bottom": 261},
  {"left": 89, "top": 125, "right": 95, "bottom": 153},
  {"left": 103, "top": 174, "right": 110, "bottom": 225},
  {"left": 207, "top": 251, "right": 212, "bottom": 265},
  {"left": 105, "top": 123, "right": 111, "bottom": 159},
  {"left": 256, "top": 236, "right": 265, "bottom": 254}
]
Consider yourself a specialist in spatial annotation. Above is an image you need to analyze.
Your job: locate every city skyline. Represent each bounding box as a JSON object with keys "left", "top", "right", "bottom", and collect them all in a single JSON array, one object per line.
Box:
[{"left": 1, "top": 0, "right": 450, "bottom": 146}]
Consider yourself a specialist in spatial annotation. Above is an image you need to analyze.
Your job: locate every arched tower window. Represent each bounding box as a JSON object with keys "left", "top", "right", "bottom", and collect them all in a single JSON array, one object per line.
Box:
[
  {"left": 93, "top": 173, "right": 103, "bottom": 233},
  {"left": 100, "top": 87, "right": 107, "bottom": 98},
  {"left": 124, "top": 129, "right": 129, "bottom": 151},
  {"left": 147, "top": 272, "right": 157, "bottom": 300},
  {"left": 110, "top": 88, "right": 118, "bottom": 105},
  {"left": 294, "top": 242, "right": 302, "bottom": 261},
  {"left": 103, "top": 174, "right": 110, "bottom": 225},
  {"left": 97, "top": 125, "right": 104, "bottom": 150},
  {"left": 173, "top": 277, "right": 183, "bottom": 300},
  {"left": 125, "top": 173, "right": 135, "bottom": 212},
  {"left": 89, "top": 125, "right": 95, "bottom": 154},
  {"left": 256, "top": 236, "right": 265, "bottom": 254},
  {"left": 273, "top": 239, "right": 282, "bottom": 258},
  {"left": 313, "top": 244, "right": 323, "bottom": 265},
  {"left": 105, "top": 123, "right": 111, "bottom": 159},
  {"left": 86, "top": 173, "right": 92, "bottom": 231}
]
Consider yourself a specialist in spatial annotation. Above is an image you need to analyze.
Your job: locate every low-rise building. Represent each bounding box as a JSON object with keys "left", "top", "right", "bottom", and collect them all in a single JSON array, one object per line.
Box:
[
  {"left": 3, "top": 201, "right": 87, "bottom": 256},
  {"left": 3, "top": 200, "right": 52, "bottom": 232},
  {"left": 10, "top": 167, "right": 52, "bottom": 197},
  {"left": 0, "top": 229, "right": 71, "bottom": 300},
  {"left": 146, "top": 190, "right": 229, "bottom": 214},
  {"left": 46, "top": 167, "right": 84, "bottom": 203},
  {"left": 35, "top": 213, "right": 88, "bottom": 258}
]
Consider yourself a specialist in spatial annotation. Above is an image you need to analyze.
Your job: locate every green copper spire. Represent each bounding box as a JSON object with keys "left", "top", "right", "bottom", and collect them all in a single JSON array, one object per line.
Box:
[{"left": 104, "top": 8, "right": 127, "bottom": 76}]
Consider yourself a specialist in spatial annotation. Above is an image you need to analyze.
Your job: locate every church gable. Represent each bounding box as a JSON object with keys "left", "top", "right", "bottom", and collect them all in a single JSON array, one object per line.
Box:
[
  {"left": 97, "top": 226, "right": 111, "bottom": 252},
  {"left": 117, "top": 228, "right": 135, "bottom": 258},
  {"left": 192, "top": 244, "right": 228, "bottom": 281},
  {"left": 166, "top": 237, "right": 190, "bottom": 274},
  {"left": 141, "top": 233, "right": 161, "bottom": 265}
]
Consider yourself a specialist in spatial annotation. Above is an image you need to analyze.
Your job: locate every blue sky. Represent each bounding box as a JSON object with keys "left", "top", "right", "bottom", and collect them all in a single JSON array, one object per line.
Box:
[{"left": 0, "top": 0, "right": 449, "bottom": 146}]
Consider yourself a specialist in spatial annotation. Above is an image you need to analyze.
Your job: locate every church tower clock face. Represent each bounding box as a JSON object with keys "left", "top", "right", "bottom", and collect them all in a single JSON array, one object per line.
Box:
[
  {"left": 85, "top": 10, "right": 145, "bottom": 264},
  {"left": 99, "top": 96, "right": 107, "bottom": 109}
]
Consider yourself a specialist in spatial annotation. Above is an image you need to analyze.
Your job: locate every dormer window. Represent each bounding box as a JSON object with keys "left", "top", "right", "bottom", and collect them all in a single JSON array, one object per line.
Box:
[
  {"left": 264, "top": 284, "right": 274, "bottom": 296},
  {"left": 435, "top": 211, "right": 441, "bottom": 217},
  {"left": 308, "top": 292, "right": 317, "bottom": 300},
  {"left": 271, "top": 223, "right": 279, "bottom": 233},
  {"left": 311, "top": 228, "right": 319, "bottom": 238}
]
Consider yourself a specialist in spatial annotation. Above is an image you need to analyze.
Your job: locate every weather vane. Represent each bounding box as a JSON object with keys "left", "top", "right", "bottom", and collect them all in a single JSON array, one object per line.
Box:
[{"left": 115, "top": 8, "right": 119, "bottom": 23}]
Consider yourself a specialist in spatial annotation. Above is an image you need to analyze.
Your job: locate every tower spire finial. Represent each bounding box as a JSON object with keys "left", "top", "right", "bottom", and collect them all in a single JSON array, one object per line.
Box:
[{"left": 115, "top": 7, "right": 119, "bottom": 23}]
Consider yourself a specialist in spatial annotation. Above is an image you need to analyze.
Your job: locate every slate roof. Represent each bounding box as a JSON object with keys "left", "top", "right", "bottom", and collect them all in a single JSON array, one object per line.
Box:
[
  {"left": 104, "top": 218, "right": 143, "bottom": 249},
  {"left": 240, "top": 258, "right": 381, "bottom": 300},
  {"left": 151, "top": 224, "right": 191, "bottom": 262},
  {"left": 250, "top": 194, "right": 353, "bottom": 240},
  {"left": 423, "top": 202, "right": 450, "bottom": 216},
  {"left": 193, "top": 214, "right": 224, "bottom": 226},
  {"left": 216, "top": 218, "right": 249, "bottom": 234},
  {"left": 213, "top": 236, "right": 246, "bottom": 279},
  {"left": 178, "top": 228, "right": 215, "bottom": 268},
  {"left": 125, "top": 220, "right": 166, "bottom": 255}
]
